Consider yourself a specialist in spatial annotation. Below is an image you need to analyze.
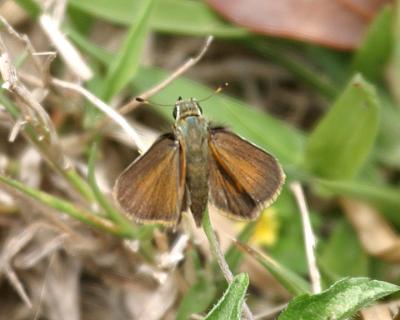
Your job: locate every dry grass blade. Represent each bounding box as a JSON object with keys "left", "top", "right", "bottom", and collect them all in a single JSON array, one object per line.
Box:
[
  {"left": 39, "top": 14, "right": 92, "bottom": 80},
  {"left": 4, "top": 263, "right": 32, "bottom": 309},
  {"left": 290, "top": 181, "right": 321, "bottom": 294},
  {"left": 51, "top": 78, "right": 146, "bottom": 152}
]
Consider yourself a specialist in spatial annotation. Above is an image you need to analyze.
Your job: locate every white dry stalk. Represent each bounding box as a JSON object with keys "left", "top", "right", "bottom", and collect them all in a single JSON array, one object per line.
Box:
[
  {"left": 290, "top": 181, "right": 322, "bottom": 294},
  {"left": 118, "top": 35, "right": 214, "bottom": 115},
  {"left": 50, "top": 0, "right": 68, "bottom": 27},
  {"left": 39, "top": 14, "right": 93, "bottom": 81},
  {"left": 158, "top": 233, "right": 189, "bottom": 269},
  {"left": 51, "top": 78, "right": 146, "bottom": 152}
]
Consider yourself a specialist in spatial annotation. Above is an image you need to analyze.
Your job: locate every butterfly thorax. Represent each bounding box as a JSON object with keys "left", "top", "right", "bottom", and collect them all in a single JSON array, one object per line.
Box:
[{"left": 175, "top": 110, "right": 209, "bottom": 226}]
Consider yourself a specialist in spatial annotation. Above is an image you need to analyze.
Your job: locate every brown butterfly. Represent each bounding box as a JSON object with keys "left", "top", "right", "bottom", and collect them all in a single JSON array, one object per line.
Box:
[{"left": 113, "top": 97, "right": 285, "bottom": 227}]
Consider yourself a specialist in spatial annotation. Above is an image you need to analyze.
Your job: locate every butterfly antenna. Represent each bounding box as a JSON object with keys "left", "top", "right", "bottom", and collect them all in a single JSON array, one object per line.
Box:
[
  {"left": 135, "top": 97, "right": 173, "bottom": 107},
  {"left": 197, "top": 82, "right": 229, "bottom": 103}
]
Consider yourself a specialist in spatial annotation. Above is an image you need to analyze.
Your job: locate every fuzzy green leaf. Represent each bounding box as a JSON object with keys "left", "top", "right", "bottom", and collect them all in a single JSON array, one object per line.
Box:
[
  {"left": 278, "top": 277, "right": 399, "bottom": 320},
  {"left": 204, "top": 273, "right": 249, "bottom": 320}
]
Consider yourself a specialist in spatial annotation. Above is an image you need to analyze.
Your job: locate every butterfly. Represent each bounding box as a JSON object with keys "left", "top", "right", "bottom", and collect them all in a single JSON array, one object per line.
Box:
[{"left": 113, "top": 97, "right": 285, "bottom": 227}]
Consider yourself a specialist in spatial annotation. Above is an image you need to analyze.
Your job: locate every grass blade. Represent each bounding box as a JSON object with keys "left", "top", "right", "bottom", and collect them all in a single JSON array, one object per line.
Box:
[
  {"left": 102, "top": 0, "right": 155, "bottom": 100},
  {"left": 235, "top": 241, "right": 310, "bottom": 296}
]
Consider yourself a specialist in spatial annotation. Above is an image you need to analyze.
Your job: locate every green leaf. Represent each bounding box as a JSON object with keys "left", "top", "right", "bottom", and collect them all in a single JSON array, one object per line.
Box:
[
  {"left": 278, "top": 277, "right": 399, "bottom": 320},
  {"left": 320, "top": 220, "right": 368, "bottom": 280},
  {"left": 204, "top": 273, "right": 249, "bottom": 320},
  {"left": 176, "top": 274, "right": 216, "bottom": 320},
  {"left": 68, "top": 0, "right": 247, "bottom": 38},
  {"left": 352, "top": 6, "right": 393, "bottom": 81},
  {"left": 102, "top": 0, "right": 155, "bottom": 100},
  {"left": 133, "top": 66, "right": 305, "bottom": 166},
  {"left": 305, "top": 74, "right": 380, "bottom": 180},
  {"left": 236, "top": 241, "right": 310, "bottom": 296}
]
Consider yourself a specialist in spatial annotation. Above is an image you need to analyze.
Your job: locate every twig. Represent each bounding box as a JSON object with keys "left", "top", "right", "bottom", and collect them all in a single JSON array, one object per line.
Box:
[
  {"left": 51, "top": 77, "right": 145, "bottom": 152},
  {"left": 0, "top": 15, "right": 43, "bottom": 74},
  {"left": 202, "top": 209, "right": 254, "bottom": 320},
  {"left": 290, "top": 181, "right": 321, "bottom": 294},
  {"left": 118, "top": 35, "right": 214, "bottom": 115},
  {"left": 39, "top": 14, "right": 93, "bottom": 80}
]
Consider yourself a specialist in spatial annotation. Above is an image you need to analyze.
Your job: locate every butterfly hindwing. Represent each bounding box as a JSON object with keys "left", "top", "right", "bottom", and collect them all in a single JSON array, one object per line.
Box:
[
  {"left": 208, "top": 128, "right": 285, "bottom": 220},
  {"left": 113, "top": 133, "right": 186, "bottom": 226}
]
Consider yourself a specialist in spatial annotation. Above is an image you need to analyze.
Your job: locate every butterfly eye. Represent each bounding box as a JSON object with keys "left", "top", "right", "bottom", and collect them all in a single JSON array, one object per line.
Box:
[{"left": 172, "top": 107, "right": 178, "bottom": 119}]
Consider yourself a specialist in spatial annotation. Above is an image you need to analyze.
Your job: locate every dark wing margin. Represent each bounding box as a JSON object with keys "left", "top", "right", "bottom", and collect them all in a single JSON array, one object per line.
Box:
[
  {"left": 113, "top": 133, "right": 185, "bottom": 227},
  {"left": 208, "top": 128, "right": 285, "bottom": 220}
]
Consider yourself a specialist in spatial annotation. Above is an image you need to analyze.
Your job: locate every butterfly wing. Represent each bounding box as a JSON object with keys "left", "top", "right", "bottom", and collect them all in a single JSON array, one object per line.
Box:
[
  {"left": 208, "top": 128, "right": 285, "bottom": 220},
  {"left": 113, "top": 133, "right": 186, "bottom": 227}
]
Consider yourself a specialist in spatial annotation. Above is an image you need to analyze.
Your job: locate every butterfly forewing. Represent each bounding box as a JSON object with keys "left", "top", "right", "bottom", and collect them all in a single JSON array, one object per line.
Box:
[
  {"left": 208, "top": 128, "right": 285, "bottom": 220},
  {"left": 113, "top": 134, "right": 185, "bottom": 226}
]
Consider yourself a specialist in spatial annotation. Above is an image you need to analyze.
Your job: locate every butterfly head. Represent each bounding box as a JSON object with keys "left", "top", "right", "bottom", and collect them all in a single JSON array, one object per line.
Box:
[{"left": 173, "top": 97, "right": 203, "bottom": 121}]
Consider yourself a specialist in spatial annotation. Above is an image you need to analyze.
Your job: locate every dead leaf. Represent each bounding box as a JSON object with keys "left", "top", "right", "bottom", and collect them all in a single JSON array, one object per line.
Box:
[
  {"left": 340, "top": 198, "right": 400, "bottom": 262},
  {"left": 206, "top": 0, "right": 392, "bottom": 49},
  {"left": 361, "top": 304, "right": 392, "bottom": 320},
  {"left": 361, "top": 300, "right": 400, "bottom": 319}
]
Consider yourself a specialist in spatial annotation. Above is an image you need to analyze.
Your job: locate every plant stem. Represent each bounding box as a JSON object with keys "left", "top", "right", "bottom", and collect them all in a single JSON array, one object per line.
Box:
[{"left": 202, "top": 209, "right": 254, "bottom": 320}]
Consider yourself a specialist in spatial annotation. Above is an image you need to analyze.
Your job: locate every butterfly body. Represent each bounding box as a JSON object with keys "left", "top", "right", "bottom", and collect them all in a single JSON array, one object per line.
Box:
[
  {"left": 114, "top": 98, "right": 285, "bottom": 227},
  {"left": 175, "top": 108, "right": 209, "bottom": 225}
]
